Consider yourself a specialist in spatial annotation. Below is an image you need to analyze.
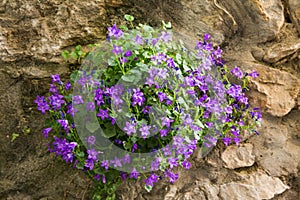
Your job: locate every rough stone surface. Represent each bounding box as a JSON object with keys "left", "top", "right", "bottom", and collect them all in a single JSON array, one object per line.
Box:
[
  {"left": 263, "top": 37, "right": 300, "bottom": 64},
  {"left": 221, "top": 143, "right": 255, "bottom": 169},
  {"left": 239, "top": 62, "right": 299, "bottom": 117},
  {"left": 1, "top": 0, "right": 300, "bottom": 199},
  {"left": 220, "top": 172, "right": 289, "bottom": 200},
  {"left": 219, "top": 0, "right": 284, "bottom": 42},
  {"left": 250, "top": 111, "right": 300, "bottom": 177}
]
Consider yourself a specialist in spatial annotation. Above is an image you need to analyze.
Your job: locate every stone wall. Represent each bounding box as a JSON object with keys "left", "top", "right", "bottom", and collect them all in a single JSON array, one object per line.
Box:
[{"left": 0, "top": 0, "right": 299, "bottom": 199}]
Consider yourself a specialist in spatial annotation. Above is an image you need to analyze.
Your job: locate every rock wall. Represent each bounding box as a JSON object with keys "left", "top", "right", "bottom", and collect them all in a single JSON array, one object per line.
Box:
[{"left": 0, "top": 0, "right": 299, "bottom": 199}]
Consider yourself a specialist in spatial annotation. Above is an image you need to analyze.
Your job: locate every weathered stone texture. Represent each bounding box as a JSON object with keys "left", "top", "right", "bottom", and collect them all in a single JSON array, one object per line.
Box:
[{"left": 1, "top": 0, "right": 300, "bottom": 199}]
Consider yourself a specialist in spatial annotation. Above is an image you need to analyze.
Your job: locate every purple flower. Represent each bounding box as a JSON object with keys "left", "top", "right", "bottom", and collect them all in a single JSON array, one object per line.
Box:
[
  {"left": 72, "top": 95, "right": 84, "bottom": 105},
  {"left": 162, "top": 145, "right": 172, "bottom": 156},
  {"left": 101, "top": 160, "right": 109, "bottom": 170},
  {"left": 145, "top": 173, "right": 159, "bottom": 187},
  {"left": 123, "top": 154, "right": 131, "bottom": 164},
  {"left": 184, "top": 76, "right": 195, "bottom": 87},
  {"left": 108, "top": 24, "right": 123, "bottom": 39},
  {"left": 133, "top": 34, "right": 144, "bottom": 45},
  {"left": 205, "top": 122, "right": 213, "bottom": 129},
  {"left": 182, "top": 160, "right": 191, "bottom": 170},
  {"left": 120, "top": 172, "right": 127, "bottom": 181},
  {"left": 42, "top": 127, "right": 52, "bottom": 138},
  {"left": 119, "top": 57, "right": 128, "bottom": 64},
  {"left": 203, "top": 33, "right": 211, "bottom": 42},
  {"left": 129, "top": 168, "right": 140, "bottom": 179},
  {"left": 164, "top": 170, "right": 179, "bottom": 183},
  {"left": 112, "top": 45, "right": 123, "bottom": 55},
  {"left": 249, "top": 71, "right": 259, "bottom": 78},
  {"left": 48, "top": 94, "right": 65, "bottom": 110},
  {"left": 168, "top": 157, "right": 178, "bottom": 169},
  {"left": 160, "top": 129, "right": 168, "bottom": 137},
  {"left": 132, "top": 143, "right": 138, "bottom": 152},
  {"left": 34, "top": 95, "right": 50, "bottom": 114},
  {"left": 156, "top": 53, "right": 166, "bottom": 64},
  {"left": 160, "top": 31, "right": 172, "bottom": 42},
  {"left": 139, "top": 123, "right": 151, "bottom": 139},
  {"left": 250, "top": 110, "right": 262, "bottom": 121},
  {"left": 230, "top": 66, "right": 243, "bottom": 79},
  {"left": 222, "top": 137, "right": 231, "bottom": 146},
  {"left": 148, "top": 67, "right": 159, "bottom": 77},
  {"left": 94, "top": 174, "right": 101, "bottom": 181},
  {"left": 227, "top": 85, "right": 242, "bottom": 98},
  {"left": 66, "top": 104, "right": 77, "bottom": 117},
  {"left": 151, "top": 157, "right": 162, "bottom": 171},
  {"left": 111, "top": 157, "right": 122, "bottom": 168},
  {"left": 51, "top": 74, "right": 61, "bottom": 83},
  {"left": 157, "top": 92, "right": 167, "bottom": 102},
  {"left": 97, "top": 109, "right": 109, "bottom": 120},
  {"left": 85, "top": 159, "right": 95, "bottom": 170},
  {"left": 123, "top": 121, "right": 136, "bottom": 136},
  {"left": 86, "top": 102, "right": 95, "bottom": 111},
  {"left": 151, "top": 38, "right": 159, "bottom": 46},
  {"left": 213, "top": 46, "right": 223, "bottom": 59},
  {"left": 145, "top": 77, "right": 156, "bottom": 87},
  {"left": 238, "top": 95, "right": 248, "bottom": 104},
  {"left": 57, "top": 119, "right": 69, "bottom": 133},
  {"left": 182, "top": 114, "right": 193, "bottom": 126},
  {"left": 166, "top": 58, "right": 176, "bottom": 68},
  {"left": 102, "top": 175, "right": 106, "bottom": 183},
  {"left": 161, "top": 117, "right": 174, "bottom": 128},
  {"left": 86, "top": 135, "right": 96, "bottom": 145},
  {"left": 65, "top": 81, "right": 72, "bottom": 90},
  {"left": 142, "top": 106, "right": 151, "bottom": 114},
  {"left": 232, "top": 137, "right": 241, "bottom": 145},
  {"left": 50, "top": 137, "right": 77, "bottom": 163},
  {"left": 224, "top": 106, "right": 233, "bottom": 114},
  {"left": 49, "top": 84, "right": 58, "bottom": 93},
  {"left": 157, "top": 68, "right": 168, "bottom": 79},
  {"left": 124, "top": 50, "right": 132, "bottom": 57},
  {"left": 131, "top": 88, "right": 145, "bottom": 106},
  {"left": 87, "top": 148, "right": 99, "bottom": 160}
]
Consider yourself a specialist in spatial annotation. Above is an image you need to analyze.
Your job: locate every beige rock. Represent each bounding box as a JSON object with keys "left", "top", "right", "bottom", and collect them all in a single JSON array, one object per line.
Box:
[
  {"left": 220, "top": 172, "right": 289, "bottom": 200},
  {"left": 250, "top": 113, "right": 300, "bottom": 177},
  {"left": 220, "top": 183, "right": 259, "bottom": 200},
  {"left": 263, "top": 39, "right": 300, "bottom": 63},
  {"left": 218, "top": 0, "right": 284, "bottom": 42},
  {"left": 221, "top": 143, "right": 255, "bottom": 169},
  {"left": 0, "top": 0, "right": 107, "bottom": 62},
  {"left": 244, "top": 62, "right": 300, "bottom": 117}
]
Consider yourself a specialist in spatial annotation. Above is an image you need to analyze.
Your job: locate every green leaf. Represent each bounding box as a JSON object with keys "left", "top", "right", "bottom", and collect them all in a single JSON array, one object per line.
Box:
[
  {"left": 124, "top": 14, "right": 134, "bottom": 22},
  {"left": 76, "top": 152, "right": 85, "bottom": 158},
  {"left": 145, "top": 185, "right": 153, "bottom": 192},
  {"left": 75, "top": 45, "right": 82, "bottom": 51},
  {"left": 70, "top": 70, "right": 79, "bottom": 83},
  {"left": 136, "top": 63, "right": 149, "bottom": 72},
  {"left": 76, "top": 162, "right": 84, "bottom": 170},
  {"left": 121, "top": 69, "right": 142, "bottom": 84},
  {"left": 86, "top": 121, "right": 99, "bottom": 133},
  {"left": 119, "top": 25, "right": 129, "bottom": 31},
  {"left": 71, "top": 51, "right": 78, "bottom": 59},
  {"left": 162, "top": 21, "right": 172, "bottom": 29},
  {"left": 61, "top": 50, "right": 70, "bottom": 59},
  {"left": 108, "top": 58, "right": 117, "bottom": 66},
  {"left": 102, "top": 122, "right": 116, "bottom": 138},
  {"left": 11, "top": 133, "right": 19, "bottom": 142},
  {"left": 22, "top": 126, "right": 30, "bottom": 135}
]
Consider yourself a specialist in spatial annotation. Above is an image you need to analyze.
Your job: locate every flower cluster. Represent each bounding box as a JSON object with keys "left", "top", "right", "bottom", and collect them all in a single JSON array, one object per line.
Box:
[{"left": 35, "top": 15, "right": 261, "bottom": 200}]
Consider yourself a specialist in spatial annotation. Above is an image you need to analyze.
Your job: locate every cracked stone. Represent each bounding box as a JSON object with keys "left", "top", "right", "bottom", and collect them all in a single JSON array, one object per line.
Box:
[
  {"left": 221, "top": 143, "right": 255, "bottom": 169},
  {"left": 220, "top": 172, "right": 289, "bottom": 200}
]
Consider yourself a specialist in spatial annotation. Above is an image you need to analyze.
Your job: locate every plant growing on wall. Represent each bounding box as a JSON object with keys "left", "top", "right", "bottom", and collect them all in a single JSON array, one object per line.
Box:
[{"left": 34, "top": 15, "right": 261, "bottom": 199}]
